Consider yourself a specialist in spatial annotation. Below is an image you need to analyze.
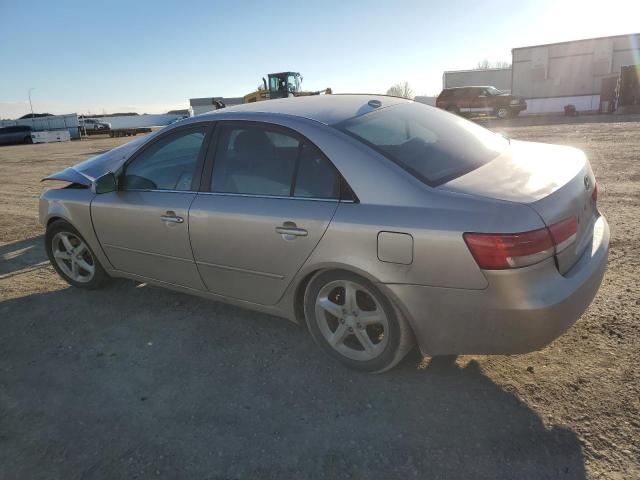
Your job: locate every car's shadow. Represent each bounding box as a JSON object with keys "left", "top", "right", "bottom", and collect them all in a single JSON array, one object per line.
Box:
[
  {"left": 0, "top": 268, "right": 586, "bottom": 479},
  {"left": 0, "top": 235, "right": 46, "bottom": 277}
]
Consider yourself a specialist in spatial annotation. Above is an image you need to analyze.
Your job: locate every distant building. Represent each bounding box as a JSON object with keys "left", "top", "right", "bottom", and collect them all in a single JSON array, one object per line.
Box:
[
  {"left": 511, "top": 32, "right": 640, "bottom": 114},
  {"left": 190, "top": 97, "right": 243, "bottom": 116},
  {"left": 443, "top": 68, "right": 512, "bottom": 92}
]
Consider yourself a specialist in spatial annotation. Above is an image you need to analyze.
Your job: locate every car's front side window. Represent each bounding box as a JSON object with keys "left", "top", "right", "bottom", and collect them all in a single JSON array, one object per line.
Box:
[{"left": 122, "top": 127, "right": 206, "bottom": 191}]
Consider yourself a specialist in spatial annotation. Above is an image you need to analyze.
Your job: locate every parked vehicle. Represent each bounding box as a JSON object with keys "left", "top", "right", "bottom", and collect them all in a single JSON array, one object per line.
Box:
[
  {"left": 40, "top": 95, "right": 608, "bottom": 372},
  {"left": 79, "top": 118, "right": 111, "bottom": 133},
  {"left": 436, "top": 86, "right": 527, "bottom": 119},
  {"left": 0, "top": 125, "right": 33, "bottom": 145}
]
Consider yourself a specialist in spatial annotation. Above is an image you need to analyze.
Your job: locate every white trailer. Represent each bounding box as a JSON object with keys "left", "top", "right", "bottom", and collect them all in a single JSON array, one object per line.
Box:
[{"left": 31, "top": 130, "right": 71, "bottom": 144}]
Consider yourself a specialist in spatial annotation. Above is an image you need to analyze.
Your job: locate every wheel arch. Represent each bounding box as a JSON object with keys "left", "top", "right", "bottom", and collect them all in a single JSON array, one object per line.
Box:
[
  {"left": 288, "top": 262, "right": 412, "bottom": 330},
  {"left": 47, "top": 215, "right": 65, "bottom": 227},
  {"left": 40, "top": 189, "right": 114, "bottom": 271},
  {"left": 289, "top": 263, "right": 382, "bottom": 322}
]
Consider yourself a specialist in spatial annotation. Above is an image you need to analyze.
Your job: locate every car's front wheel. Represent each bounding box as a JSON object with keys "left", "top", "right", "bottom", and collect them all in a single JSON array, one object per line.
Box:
[
  {"left": 45, "top": 220, "right": 109, "bottom": 289},
  {"left": 304, "top": 270, "right": 414, "bottom": 373}
]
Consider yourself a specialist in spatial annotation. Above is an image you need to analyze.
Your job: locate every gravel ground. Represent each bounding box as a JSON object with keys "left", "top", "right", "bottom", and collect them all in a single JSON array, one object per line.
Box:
[{"left": 0, "top": 117, "right": 638, "bottom": 480}]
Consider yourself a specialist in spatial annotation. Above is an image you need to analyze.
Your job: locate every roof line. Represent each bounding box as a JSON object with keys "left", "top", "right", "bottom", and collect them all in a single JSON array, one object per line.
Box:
[
  {"left": 194, "top": 109, "right": 333, "bottom": 126},
  {"left": 443, "top": 68, "right": 511, "bottom": 74},
  {"left": 511, "top": 32, "right": 640, "bottom": 51},
  {"left": 442, "top": 85, "right": 504, "bottom": 89},
  {"left": 331, "top": 93, "right": 413, "bottom": 101}
]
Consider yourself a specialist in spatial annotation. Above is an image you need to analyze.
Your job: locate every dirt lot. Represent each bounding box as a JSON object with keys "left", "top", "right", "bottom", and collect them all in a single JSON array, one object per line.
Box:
[{"left": 1, "top": 118, "right": 639, "bottom": 479}]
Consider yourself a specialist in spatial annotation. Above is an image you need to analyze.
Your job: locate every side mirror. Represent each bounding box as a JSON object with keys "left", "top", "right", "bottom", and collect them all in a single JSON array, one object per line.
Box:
[{"left": 93, "top": 172, "right": 117, "bottom": 194}]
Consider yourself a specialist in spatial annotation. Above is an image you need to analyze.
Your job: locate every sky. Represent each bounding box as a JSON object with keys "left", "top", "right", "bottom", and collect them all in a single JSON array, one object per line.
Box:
[{"left": 1, "top": 0, "right": 639, "bottom": 118}]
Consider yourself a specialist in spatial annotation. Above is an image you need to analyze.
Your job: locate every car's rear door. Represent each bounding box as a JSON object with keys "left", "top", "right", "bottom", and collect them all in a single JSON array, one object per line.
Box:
[
  {"left": 189, "top": 121, "right": 341, "bottom": 305},
  {"left": 91, "top": 123, "right": 212, "bottom": 289}
]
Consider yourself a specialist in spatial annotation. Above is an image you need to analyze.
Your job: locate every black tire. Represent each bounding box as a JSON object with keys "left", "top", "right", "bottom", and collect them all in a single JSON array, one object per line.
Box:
[
  {"left": 495, "top": 106, "right": 510, "bottom": 119},
  {"left": 304, "top": 270, "right": 414, "bottom": 373},
  {"left": 45, "top": 220, "right": 110, "bottom": 289}
]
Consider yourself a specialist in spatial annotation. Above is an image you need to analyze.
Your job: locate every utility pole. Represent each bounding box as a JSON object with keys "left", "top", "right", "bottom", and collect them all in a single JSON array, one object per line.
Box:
[{"left": 28, "top": 88, "right": 35, "bottom": 126}]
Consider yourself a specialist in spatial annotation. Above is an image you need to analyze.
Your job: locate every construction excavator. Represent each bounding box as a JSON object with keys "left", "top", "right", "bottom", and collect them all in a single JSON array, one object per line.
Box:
[{"left": 242, "top": 72, "right": 331, "bottom": 103}]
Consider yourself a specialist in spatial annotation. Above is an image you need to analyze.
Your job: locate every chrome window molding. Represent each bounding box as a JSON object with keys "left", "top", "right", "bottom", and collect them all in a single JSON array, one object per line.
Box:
[
  {"left": 197, "top": 191, "right": 346, "bottom": 203},
  {"left": 120, "top": 188, "right": 351, "bottom": 202},
  {"left": 120, "top": 188, "right": 196, "bottom": 194}
]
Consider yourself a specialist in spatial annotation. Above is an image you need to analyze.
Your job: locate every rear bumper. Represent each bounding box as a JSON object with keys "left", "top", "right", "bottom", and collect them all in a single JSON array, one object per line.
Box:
[{"left": 385, "top": 215, "right": 609, "bottom": 356}]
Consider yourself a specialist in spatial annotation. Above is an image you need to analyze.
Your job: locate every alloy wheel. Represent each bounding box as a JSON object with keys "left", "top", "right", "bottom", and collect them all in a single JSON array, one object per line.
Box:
[
  {"left": 51, "top": 232, "right": 95, "bottom": 283},
  {"left": 314, "top": 280, "right": 389, "bottom": 361}
]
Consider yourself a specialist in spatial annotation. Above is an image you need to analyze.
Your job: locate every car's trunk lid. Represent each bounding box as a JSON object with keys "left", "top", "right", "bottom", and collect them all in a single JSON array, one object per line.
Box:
[{"left": 439, "top": 140, "right": 598, "bottom": 274}]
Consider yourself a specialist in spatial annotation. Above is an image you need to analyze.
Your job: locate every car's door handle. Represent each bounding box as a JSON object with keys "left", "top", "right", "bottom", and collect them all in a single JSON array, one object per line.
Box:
[
  {"left": 275, "top": 223, "right": 308, "bottom": 237},
  {"left": 160, "top": 211, "right": 184, "bottom": 223}
]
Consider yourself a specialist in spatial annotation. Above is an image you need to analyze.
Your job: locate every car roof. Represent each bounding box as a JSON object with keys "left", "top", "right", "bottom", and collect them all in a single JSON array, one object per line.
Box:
[{"left": 196, "top": 94, "right": 412, "bottom": 125}]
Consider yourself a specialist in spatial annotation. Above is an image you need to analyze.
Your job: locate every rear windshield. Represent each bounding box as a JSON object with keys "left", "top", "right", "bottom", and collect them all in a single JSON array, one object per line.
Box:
[{"left": 335, "top": 102, "right": 507, "bottom": 186}]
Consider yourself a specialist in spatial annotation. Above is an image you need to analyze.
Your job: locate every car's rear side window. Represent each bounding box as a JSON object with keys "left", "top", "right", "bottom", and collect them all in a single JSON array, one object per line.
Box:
[
  {"left": 211, "top": 124, "right": 340, "bottom": 199},
  {"left": 336, "top": 102, "right": 507, "bottom": 186},
  {"left": 293, "top": 143, "right": 340, "bottom": 199}
]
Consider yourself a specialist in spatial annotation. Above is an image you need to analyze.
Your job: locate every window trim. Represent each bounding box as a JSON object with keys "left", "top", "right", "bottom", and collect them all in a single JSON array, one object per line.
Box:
[
  {"left": 119, "top": 122, "right": 215, "bottom": 193},
  {"left": 201, "top": 120, "right": 357, "bottom": 202}
]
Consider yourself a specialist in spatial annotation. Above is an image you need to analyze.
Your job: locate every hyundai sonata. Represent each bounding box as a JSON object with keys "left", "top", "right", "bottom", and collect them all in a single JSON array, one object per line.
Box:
[{"left": 40, "top": 95, "right": 609, "bottom": 372}]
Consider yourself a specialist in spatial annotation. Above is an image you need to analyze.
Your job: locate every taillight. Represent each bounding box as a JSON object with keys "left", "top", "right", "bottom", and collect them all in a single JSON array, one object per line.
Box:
[
  {"left": 591, "top": 182, "right": 598, "bottom": 203},
  {"left": 548, "top": 216, "right": 577, "bottom": 252},
  {"left": 464, "top": 216, "right": 577, "bottom": 270}
]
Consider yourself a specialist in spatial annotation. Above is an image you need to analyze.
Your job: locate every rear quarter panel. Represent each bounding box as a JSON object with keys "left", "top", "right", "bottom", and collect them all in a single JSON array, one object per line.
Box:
[{"left": 294, "top": 190, "right": 545, "bottom": 291}]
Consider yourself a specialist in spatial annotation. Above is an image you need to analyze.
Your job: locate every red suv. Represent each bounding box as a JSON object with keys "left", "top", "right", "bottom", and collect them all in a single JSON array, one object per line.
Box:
[{"left": 436, "top": 86, "right": 527, "bottom": 119}]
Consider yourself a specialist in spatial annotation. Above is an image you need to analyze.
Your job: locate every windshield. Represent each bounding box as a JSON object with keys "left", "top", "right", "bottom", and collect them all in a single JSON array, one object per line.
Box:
[
  {"left": 286, "top": 73, "right": 300, "bottom": 93},
  {"left": 335, "top": 102, "right": 507, "bottom": 186}
]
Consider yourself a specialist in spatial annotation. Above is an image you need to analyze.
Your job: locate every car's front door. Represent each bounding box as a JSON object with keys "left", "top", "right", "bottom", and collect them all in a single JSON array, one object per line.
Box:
[
  {"left": 468, "top": 87, "right": 492, "bottom": 115},
  {"left": 189, "top": 122, "right": 342, "bottom": 305},
  {"left": 91, "top": 124, "right": 212, "bottom": 289}
]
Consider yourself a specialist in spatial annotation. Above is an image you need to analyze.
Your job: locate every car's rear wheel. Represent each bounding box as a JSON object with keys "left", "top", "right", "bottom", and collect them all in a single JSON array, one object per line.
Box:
[
  {"left": 496, "top": 106, "right": 510, "bottom": 119},
  {"left": 45, "top": 220, "right": 109, "bottom": 289},
  {"left": 304, "top": 270, "right": 414, "bottom": 373}
]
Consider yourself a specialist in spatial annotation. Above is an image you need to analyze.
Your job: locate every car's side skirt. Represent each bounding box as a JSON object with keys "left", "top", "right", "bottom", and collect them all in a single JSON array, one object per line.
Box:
[{"left": 106, "top": 268, "right": 296, "bottom": 322}]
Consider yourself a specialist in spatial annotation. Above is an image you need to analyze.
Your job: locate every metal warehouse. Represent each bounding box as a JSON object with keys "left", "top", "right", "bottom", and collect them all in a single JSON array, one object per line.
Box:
[
  {"left": 443, "top": 68, "right": 512, "bottom": 92},
  {"left": 511, "top": 32, "right": 640, "bottom": 114}
]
